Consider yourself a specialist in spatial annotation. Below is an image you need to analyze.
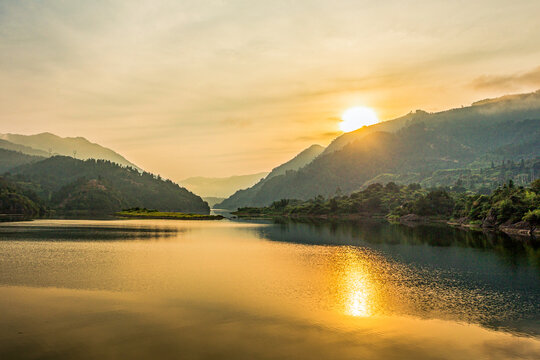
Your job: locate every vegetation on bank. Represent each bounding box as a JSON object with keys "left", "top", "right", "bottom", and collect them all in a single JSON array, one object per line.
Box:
[
  {"left": 234, "top": 179, "right": 540, "bottom": 235},
  {"left": 0, "top": 154, "right": 210, "bottom": 216},
  {"left": 0, "top": 176, "right": 46, "bottom": 220},
  {"left": 116, "top": 208, "right": 223, "bottom": 220}
]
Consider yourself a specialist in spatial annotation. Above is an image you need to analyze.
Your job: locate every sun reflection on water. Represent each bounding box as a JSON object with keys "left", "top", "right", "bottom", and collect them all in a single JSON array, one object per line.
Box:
[
  {"left": 332, "top": 247, "right": 377, "bottom": 317},
  {"left": 348, "top": 275, "right": 372, "bottom": 317}
]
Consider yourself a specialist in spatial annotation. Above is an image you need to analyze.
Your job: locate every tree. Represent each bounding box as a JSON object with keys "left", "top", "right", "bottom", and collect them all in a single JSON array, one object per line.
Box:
[
  {"left": 523, "top": 209, "right": 540, "bottom": 235},
  {"left": 329, "top": 197, "right": 339, "bottom": 212},
  {"left": 531, "top": 179, "right": 540, "bottom": 193},
  {"left": 385, "top": 182, "right": 400, "bottom": 192}
]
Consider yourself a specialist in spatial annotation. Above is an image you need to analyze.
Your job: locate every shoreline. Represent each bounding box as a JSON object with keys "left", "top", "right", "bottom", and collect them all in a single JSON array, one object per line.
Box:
[
  {"left": 115, "top": 211, "right": 224, "bottom": 220},
  {"left": 233, "top": 212, "right": 538, "bottom": 238},
  {"left": 0, "top": 212, "right": 224, "bottom": 222}
]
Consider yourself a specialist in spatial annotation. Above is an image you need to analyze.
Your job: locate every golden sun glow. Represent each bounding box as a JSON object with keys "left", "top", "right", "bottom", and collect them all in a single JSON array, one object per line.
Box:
[
  {"left": 339, "top": 106, "right": 379, "bottom": 132},
  {"left": 328, "top": 247, "right": 377, "bottom": 318}
]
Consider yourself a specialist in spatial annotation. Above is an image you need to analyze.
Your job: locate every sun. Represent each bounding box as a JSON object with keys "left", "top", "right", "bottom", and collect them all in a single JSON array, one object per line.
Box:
[{"left": 339, "top": 106, "right": 379, "bottom": 132}]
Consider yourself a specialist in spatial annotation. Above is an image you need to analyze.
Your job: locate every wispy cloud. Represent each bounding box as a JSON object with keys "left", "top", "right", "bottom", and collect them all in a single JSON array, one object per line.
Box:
[
  {"left": 471, "top": 66, "right": 540, "bottom": 91},
  {"left": 2, "top": 1, "right": 540, "bottom": 178},
  {"left": 288, "top": 131, "right": 342, "bottom": 143}
]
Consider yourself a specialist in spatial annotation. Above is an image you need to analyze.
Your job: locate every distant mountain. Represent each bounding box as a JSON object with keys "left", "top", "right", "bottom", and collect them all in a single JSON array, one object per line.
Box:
[
  {"left": 5, "top": 156, "right": 209, "bottom": 214},
  {"left": 0, "top": 148, "right": 45, "bottom": 173},
  {"left": 0, "top": 132, "right": 140, "bottom": 170},
  {"left": 181, "top": 172, "right": 268, "bottom": 198},
  {"left": 216, "top": 144, "right": 325, "bottom": 209},
  {"left": 219, "top": 90, "right": 540, "bottom": 209},
  {"left": 266, "top": 145, "right": 325, "bottom": 179},
  {"left": 203, "top": 197, "right": 226, "bottom": 208},
  {"left": 0, "top": 139, "right": 49, "bottom": 157}
]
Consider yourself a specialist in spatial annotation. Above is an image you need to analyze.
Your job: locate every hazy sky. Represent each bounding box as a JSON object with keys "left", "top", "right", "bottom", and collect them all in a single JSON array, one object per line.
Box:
[{"left": 1, "top": 0, "right": 540, "bottom": 179}]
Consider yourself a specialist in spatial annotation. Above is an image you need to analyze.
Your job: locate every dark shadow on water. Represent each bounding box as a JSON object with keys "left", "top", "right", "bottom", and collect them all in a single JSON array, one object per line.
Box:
[
  {"left": 0, "top": 225, "right": 183, "bottom": 241},
  {"left": 260, "top": 218, "right": 540, "bottom": 270}
]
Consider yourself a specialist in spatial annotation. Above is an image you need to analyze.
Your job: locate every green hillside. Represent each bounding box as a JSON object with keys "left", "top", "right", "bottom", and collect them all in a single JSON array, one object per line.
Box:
[
  {"left": 0, "top": 176, "right": 45, "bottom": 220},
  {"left": 0, "top": 148, "right": 45, "bottom": 173},
  {"left": 218, "top": 91, "right": 540, "bottom": 209},
  {"left": 5, "top": 156, "right": 210, "bottom": 215},
  {"left": 235, "top": 180, "right": 540, "bottom": 235}
]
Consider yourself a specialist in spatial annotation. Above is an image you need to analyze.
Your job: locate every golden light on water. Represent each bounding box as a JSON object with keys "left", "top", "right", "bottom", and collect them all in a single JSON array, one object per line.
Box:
[
  {"left": 348, "top": 275, "right": 372, "bottom": 317},
  {"left": 332, "top": 247, "right": 376, "bottom": 317},
  {"left": 339, "top": 106, "right": 379, "bottom": 132}
]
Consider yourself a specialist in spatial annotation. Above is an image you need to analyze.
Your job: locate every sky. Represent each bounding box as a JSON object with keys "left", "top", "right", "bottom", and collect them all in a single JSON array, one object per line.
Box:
[{"left": 1, "top": 0, "right": 540, "bottom": 180}]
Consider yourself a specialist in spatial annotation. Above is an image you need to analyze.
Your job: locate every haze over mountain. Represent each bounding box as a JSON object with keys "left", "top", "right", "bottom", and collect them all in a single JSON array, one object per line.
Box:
[
  {"left": 203, "top": 197, "right": 228, "bottom": 208},
  {"left": 265, "top": 145, "right": 325, "bottom": 179},
  {"left": 0, "top": 133, "right": 140, "bottom": 170},
  {"left": 218, "top": 90, "right": 540, "bottom": 209},
  {"left": 217, "top": 144, "right": 325, "bottom": 209},
  {"left": 0, "top": 139, "right": 49, "bottom": 157},
  {"left": 180, "top": 172, "right": 268, "bottom": 198}
]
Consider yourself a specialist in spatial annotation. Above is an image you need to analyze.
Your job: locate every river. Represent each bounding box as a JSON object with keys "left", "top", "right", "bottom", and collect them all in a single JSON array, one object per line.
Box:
[{"left": 0, "top": 219, "right": 538, "bottom": 359}]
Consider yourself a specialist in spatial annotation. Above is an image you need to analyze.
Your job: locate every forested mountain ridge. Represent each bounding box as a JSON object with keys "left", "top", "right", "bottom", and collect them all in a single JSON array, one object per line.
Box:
[
  {"left": 218, "top": 90, "right": 540, "bottom": 209},
  {"left": 322, "top": 90, "right": 540, "bottom": 155},
  {"left": 0, "top": 132, "right": 140, "bottom": 170},
  {"left": 4, "top": 156, "right": 209, "bottom": 214},
  {"left": 363, "top": 158, "right": 539, "bottom": 192},
  {"left": 0, "top": 148, "right": 45, "bottom": 173},
  {"left": 216, "top": 144, "right": 325, "bottom": 209}
]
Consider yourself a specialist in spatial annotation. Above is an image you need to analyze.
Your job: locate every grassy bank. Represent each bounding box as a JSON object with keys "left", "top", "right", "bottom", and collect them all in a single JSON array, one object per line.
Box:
[{"left": 116, "top": 208, "right": 223, "bottom": 220}]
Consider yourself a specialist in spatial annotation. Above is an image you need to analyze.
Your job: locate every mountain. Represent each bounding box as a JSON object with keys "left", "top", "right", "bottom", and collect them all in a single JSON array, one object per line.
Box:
[
  {"left": 323, "top": 90, "right": 540, "bottom": 155},
  {"left": 181, "top": 172, "right": 268, "bottom": 198},
  {"left": 5, "top": 156, "right": 209, "bottom": 214},
  {"left": 216, "top": 144, "right": 325, "bottom": 209},
  {"left": 0, "top": 139, "right": 49, "bottom": 157},
  {"left": 265, "top": 145, "right": 325, "bottom": 179},
  {"left": 203, "top": 197, "right": 226, "bottom": 208},
  {"left": 219, "top": 90, "right": 540, "bottom": 209},
  {"left": 0, "top": 132, "right": 140, "bottom": 170},
  {"left": 0, "top": 148, "right": 45, "bottom": 173}
]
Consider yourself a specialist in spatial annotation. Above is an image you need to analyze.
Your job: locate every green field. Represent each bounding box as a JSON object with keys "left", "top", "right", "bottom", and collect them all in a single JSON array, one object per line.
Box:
[{"left": 116, "top": 208, "right": 223, "bottom": 220}]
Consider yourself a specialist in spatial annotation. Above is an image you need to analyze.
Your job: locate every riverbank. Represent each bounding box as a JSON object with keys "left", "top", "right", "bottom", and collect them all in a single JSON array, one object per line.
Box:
[
  {"left": 115, "top": 209, "right": 224, "bottom": 220},
  {"left": 447, "top": 218, "right": 539, "bottom": 237},
  {"left": 232, "top": 180, "right": 540, "bottom": 238},
  {"left": 233, "top": 210, "right": 539, "bottom": 238}
]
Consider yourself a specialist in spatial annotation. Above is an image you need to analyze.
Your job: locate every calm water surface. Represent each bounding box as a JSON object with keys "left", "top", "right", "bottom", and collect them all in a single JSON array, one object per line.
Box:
[{"left": 0, "top": 219, "right": 539, "bottom": 359}]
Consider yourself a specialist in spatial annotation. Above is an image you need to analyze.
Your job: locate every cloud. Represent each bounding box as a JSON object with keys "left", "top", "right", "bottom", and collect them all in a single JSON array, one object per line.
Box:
[
  {"left": 290, "top": 131, "right": 341, "bottom": 142},
  {"left": 471, "top": 66, "right": 540, "bottom": 91}
]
